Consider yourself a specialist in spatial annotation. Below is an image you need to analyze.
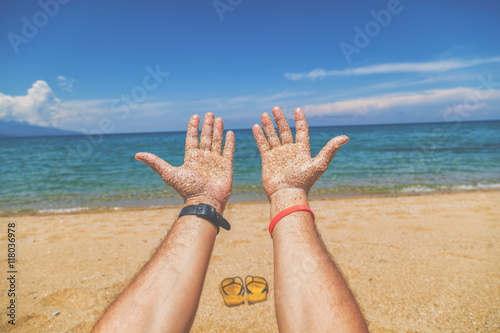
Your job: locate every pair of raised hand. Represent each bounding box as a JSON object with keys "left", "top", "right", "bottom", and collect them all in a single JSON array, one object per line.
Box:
[{"left": 135, "top": 107, "right": 349, "bottom": 215}]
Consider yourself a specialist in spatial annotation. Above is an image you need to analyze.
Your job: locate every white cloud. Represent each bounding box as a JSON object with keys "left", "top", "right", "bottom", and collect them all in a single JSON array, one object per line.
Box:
[
  {"left": 0, "top": 80, "right": 118, "bottom": 130},
  {"left": 177, "top": 91, "right": 311, "bottom": 112},
  {"left": 0, "top": 80, "right": 62, "bottom": 127},
  {"left": 2, "top": 80, "right": 498, "bottom": 133},
  {"left": 53, "top": 99, "right": 116, "bottom": 131},
  {"left": 57, "top": 75, "right": 76, "bottom": 92},
  {"left": 303, "top": 87, "right": 500, "bottom": 117},
  {"left": 440, "top": 102, "right": 488, "bottom": 117},
  {"left": 285, "top": 56, "right": 500, "bottom": 80}
]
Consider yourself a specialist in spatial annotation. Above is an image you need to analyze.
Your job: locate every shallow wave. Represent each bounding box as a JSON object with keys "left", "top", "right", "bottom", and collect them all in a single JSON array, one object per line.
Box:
[
  {"left": 397, "top": 183, "right": 500, "bottom": 193},
  {"left": 38, "top": 207, "right": 90, "bottom": 213}
]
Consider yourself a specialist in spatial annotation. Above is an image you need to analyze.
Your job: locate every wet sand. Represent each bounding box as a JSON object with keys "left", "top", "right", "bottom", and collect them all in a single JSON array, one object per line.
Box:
[{"left": 1, "top": 190, "right": 499, "bottom": 332}]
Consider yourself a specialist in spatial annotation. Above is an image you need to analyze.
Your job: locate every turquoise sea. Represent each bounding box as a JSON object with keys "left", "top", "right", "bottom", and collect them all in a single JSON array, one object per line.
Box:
[{"left": 1, "top": 120, "right": 499, "bottom": 214}]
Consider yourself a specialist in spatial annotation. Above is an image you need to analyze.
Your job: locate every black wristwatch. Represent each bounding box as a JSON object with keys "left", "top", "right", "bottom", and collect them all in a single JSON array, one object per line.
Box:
[{"left": 178, "top": 203, "right": 231, "bottom": 233}]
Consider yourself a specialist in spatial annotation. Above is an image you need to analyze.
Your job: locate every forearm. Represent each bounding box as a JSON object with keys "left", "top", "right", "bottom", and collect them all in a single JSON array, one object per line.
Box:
[
  {"left": 93, "top": 200, "right": 219, "bottom": 333},
  {"left": 271, "top": 189, "right": 367, "bottom": 332}
]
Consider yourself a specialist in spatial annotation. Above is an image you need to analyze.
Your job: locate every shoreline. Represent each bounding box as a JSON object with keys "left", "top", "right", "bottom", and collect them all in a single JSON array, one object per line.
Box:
[{"left": 2, "top": 187, "right": 500, "bottom": 217}]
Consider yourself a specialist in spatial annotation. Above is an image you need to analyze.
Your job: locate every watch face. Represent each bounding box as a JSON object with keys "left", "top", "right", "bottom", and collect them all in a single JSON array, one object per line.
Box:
[{"left": 196, "top": 204, "right": 217, "bottom": 219}]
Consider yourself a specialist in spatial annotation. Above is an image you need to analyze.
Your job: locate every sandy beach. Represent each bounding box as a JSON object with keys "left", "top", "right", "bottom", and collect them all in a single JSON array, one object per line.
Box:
[{"left": 1, "top": 190, "right": 499, "bottom": 332}]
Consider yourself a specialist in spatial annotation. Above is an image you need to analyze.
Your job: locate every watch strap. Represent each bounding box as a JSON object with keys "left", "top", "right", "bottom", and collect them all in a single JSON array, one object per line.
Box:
[{"left": 178, "top": 204, "right": 231, "bottom": 232}]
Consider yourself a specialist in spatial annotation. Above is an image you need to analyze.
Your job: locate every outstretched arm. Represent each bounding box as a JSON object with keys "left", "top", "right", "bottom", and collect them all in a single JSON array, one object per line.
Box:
[
  {"left": 93, "top": 113, "right": 235, "bottom": 333},
  {"left": 253, "top": 107, "right": 367, "bottom": 332}
]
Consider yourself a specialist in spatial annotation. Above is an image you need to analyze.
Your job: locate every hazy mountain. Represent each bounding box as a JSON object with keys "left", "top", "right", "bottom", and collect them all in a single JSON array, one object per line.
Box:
[{"left": 0, "top": 121, "right": 80, "bottom": 137}]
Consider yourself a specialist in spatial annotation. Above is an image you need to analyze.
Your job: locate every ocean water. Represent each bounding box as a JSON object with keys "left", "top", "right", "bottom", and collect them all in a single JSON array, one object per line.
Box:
[{"left": 1, "top": 120, "right": 499, "bottom": 213}]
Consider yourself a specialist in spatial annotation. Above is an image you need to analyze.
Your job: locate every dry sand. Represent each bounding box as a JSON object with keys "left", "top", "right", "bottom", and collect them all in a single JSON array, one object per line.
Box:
[{"left": 1, "top": 190, "right": 499, "bottom": 332}]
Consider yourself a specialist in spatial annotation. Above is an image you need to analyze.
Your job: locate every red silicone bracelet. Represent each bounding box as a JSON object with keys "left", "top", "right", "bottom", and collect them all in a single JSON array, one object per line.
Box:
[{"left": 269, "top": 205, "right": 315, "bottom": 237}]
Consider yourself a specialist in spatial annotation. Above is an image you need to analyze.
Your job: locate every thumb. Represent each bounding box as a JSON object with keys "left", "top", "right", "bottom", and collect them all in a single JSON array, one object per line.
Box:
[
  {"left": 311, "top": 135, "right": 349, "bottom": 172},
  {"left": 135, "top": 152, "right": 177, "bottom": 184}
]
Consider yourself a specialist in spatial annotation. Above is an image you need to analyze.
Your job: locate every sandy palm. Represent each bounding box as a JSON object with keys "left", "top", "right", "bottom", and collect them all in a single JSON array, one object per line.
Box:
[
  {"left": 135, "top": 113, "right": 235, "bottom": 211},
  {"left": 253, "top": 107, "right": 349, "bottom": 198}
]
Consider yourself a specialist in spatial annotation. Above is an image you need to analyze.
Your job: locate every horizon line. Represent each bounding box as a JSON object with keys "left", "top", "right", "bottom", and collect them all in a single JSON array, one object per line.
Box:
[{"left": 2, "top": 118, "right": 499, "bottom": 139}]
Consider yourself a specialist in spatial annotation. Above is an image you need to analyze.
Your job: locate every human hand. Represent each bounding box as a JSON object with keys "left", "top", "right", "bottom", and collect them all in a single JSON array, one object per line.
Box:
[
  {"left": 135, "top": 113, "right": 235, "bottom": 214},
  {"left": 253, "top": 107, "right": 348, "bottom": 201}
]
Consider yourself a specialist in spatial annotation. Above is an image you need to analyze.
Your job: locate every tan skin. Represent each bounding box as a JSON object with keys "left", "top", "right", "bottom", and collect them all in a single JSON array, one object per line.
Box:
[
  {"left": 94, "top": 109, "right": 366, "bottom": 332},
  {"left": 253, "top": 107, "right": 368, "bottom": 332},
  {"left": 135, "top": 113, "right": 234, "bottom": 213},
  {"left": 93, "top": 113, "right": 234, "bottom": 332}
]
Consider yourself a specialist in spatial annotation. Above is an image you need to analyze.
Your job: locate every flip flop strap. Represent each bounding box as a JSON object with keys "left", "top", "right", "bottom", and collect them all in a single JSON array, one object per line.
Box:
[
  {"left": 246, "top": 278, "right": 268, "bottom": 294},
  {"left": 221, "top": 280, "right": 244, "bottom": 296}
]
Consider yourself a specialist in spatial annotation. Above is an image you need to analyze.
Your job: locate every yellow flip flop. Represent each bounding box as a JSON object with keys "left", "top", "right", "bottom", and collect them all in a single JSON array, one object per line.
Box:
[
  {"left": 245, "top": 275, "right": 268, "bottom": 305},
  {"left": 219, "top": 277, "right": 245, "bottom": 307}
]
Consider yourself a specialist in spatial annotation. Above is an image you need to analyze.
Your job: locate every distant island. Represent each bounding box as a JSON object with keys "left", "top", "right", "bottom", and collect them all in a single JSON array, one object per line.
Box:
[{"left": 0, "top": 121, "right": 80, "bottom": 138}]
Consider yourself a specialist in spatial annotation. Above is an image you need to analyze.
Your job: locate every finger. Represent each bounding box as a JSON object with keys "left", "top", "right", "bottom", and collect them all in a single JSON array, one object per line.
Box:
[
  {"left": 261, "top": 112, "right": 281, "bottom": 148},
  {"left": 212, "top": 117, "right": 224, "bottom": 155},
  {"left": 294, "top": 108, "right": 309, "bottom": 146},
  {"left": 272, "top": 106, "right": 293, "bottom": 144},
  {"left": 253, "top": 124, "right": 270, "bottom": 155},
  {"left": 200, "top": 112, "right": 215, "bottom": 150},
  {"left": 135, "top": 152, "right": 177, "bottom": 184},
  {"left": 311, "top": 135, "right": 349, "bottom": 171},
  {"left": 185, "top": 115, "right": 200, "bottom": 150},
  {"left": 222, "top": 130, "right": 235, "bottom": 163}
]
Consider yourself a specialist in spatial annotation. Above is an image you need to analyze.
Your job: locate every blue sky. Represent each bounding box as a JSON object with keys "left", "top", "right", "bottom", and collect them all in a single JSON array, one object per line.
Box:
[{"left": 1, "top": 0, "right": 500, "bottom": 133}]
